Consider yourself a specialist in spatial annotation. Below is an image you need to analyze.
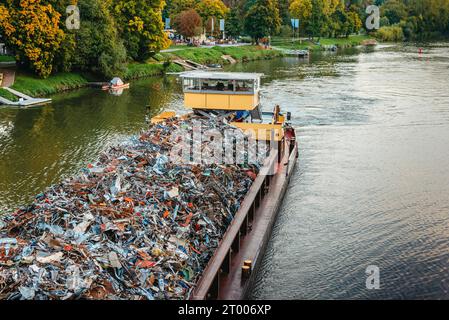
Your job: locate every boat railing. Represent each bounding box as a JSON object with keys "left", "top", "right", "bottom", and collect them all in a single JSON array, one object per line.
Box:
[{"left": 191, "top": 147, "right": 280, "bottom": 300}]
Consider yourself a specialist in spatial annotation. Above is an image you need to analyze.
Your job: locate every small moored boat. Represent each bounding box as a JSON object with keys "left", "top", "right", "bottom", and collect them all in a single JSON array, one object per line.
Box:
[{"left": 102, "top": 77, "right": 130, "bottom": 91}]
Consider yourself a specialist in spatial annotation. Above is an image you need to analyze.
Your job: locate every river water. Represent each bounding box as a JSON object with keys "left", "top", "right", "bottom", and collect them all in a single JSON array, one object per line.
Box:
[{"left": 1, "top": 43, "right": 449, "bottom": 299}]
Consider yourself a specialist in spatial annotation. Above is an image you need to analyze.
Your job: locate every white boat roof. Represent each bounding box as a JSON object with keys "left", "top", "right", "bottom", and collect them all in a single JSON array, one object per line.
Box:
[{"left": 180, "top": 71, "right": 263, "bottom": 81}]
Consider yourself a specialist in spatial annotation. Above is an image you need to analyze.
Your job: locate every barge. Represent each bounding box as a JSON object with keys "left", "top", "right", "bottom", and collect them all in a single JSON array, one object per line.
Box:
[
  {"left": 0, "top": 71, "right": 297, "bottom": 300},
  {"left": 152, "top": 71, "right": 298, "bottom": 300}
]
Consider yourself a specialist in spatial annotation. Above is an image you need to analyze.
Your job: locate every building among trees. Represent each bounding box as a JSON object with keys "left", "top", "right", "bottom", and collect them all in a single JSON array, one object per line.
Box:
[{"left": 0, "top": 35, "right": 11, "bottom": 55}]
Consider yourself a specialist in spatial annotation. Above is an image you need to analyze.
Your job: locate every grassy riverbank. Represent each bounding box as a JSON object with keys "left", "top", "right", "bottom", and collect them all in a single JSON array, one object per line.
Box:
[
  {"left": 0, "top": 39, "right": 366, "bottom": 99},
  {"left": 0, "top": 73, "right": 87, "bottom": 100},
  {"left": 124, "top": 62, "right": 182, "bottom": 80},
  {"left": 1, "top": 63, "right": 183, "bottom": 99},
  {"left": 160, "top": 45, "right": 284, "bottom": 65},
  {"left": 10, "top": 73, "right": 89, "bottom": 97},
  {"left": 1, "top": 45, "right": 281, "bottom": 98},
  {"left": 0, "top": 88, "right": 18, "bottom": 102},
  {"left": 271, "top": 34, "right": 373, "bottom": 51}
]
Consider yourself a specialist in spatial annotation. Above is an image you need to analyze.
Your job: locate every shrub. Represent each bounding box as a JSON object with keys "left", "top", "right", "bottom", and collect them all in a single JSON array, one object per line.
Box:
[{"left": 375, "top": 25, "right": 405, "bottom": 42}]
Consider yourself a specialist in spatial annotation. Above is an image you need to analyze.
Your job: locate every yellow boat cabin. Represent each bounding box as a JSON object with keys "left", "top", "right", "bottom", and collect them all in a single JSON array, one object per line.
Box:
[
  {"left": 152, "top": 71, "right": 293, "bottom": 143},
  {"left": 180, "top": 71, "right": 263, "bottom": 111}
]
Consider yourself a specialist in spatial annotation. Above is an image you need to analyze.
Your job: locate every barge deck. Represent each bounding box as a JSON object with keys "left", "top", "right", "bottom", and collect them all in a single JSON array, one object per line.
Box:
[{"left": 192, "top": 137, "right": 298, "bottom": 299}]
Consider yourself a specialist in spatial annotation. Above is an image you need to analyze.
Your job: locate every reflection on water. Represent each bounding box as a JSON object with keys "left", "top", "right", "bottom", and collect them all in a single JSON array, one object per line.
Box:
[{"left": 1, "top": 43, "right": 449, "bottom": 299}]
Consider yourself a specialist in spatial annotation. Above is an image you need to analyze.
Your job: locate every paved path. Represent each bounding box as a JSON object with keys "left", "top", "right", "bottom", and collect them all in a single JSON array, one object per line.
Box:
[
  {"left": 161, "top": 43, "right": 250, "bottom": 53},
  {"left": 0, "top": 68, "right": 15, "bottom": 87}
]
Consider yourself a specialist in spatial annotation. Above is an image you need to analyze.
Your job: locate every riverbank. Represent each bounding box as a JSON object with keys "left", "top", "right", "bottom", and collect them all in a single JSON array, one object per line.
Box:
[
  {"left": 0, "top": 38, "right": 367, "bottom": 100},
  {"left": 160, "top": 44, "right": 283, "bottom": 65},
  {"left": 0, "top": 45, "right": 281, "bottom": 99},
  {"left": 9, "top": 73, "right": 89, "bottom": 98},
  {"left": 271, "top": 34, "right": 374, "bottom": 51},
  {"left": 0, "top": 88, "right": 18, "bottom": 101},
  {"left": 0, "top": 64, "right": 183, "bottom": 99}
]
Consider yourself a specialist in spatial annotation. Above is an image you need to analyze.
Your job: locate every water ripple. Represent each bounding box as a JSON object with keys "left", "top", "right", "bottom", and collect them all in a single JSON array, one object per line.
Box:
[{"left": 250, "top": 43, "right": 449, "bottom": 300}]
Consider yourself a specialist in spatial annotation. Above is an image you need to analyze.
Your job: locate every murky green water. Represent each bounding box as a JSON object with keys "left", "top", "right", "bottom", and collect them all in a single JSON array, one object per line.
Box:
[{"left": 1, "top": 43, "right": 449, "bottom": 299}]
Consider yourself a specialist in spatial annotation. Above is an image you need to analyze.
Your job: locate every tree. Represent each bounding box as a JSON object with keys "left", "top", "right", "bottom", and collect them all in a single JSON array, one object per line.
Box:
[
  {"left": 195, "top": 0, "right": 229, "bottom": 34},
  {"left": 289, "top": 0, "right": 312, "bottom": 22},
  {"left": 381, "top": 0, "right": 408, "bottom": 25},
  {"left": 322, "top": 0, "right": 342, "bottom": 16},
  {"left": 307, "top": 0, "right": 325, "bottom": 39},
  {"left": 46, "top": 0, "right": 77, "bottom": 74},
  {"left": 174, "top": 9, "right": 203, "bottom": 39},
  {"left": 244, "top": 0, "right": 281, "bottom": 43},
  {"left": 0, "top": 5, "right": 11, "bottom": 33},
  {"left": 346, "top": 9, "right": 362, "bottom": 37},
  {"left": 289, "top": 0, "right": 313, "bottom": 35},
  {"left": 195, "top": 0, "right": 228, "bottom": 21},
  {"left": 113, "top": 0, "right": 170, "bottom": 61},
  {"left": 225, "top": 7, "right": 243, "bottom": 38},
  {"left": 71, "top": 0, "right": 127, "bottom": 78},
  {"left": 278, "top": 0, "right": 291, "bottom": 25},
  {"left": 321, "top": 0, "right": 343, "bottom": 37},
  {"left": 166, "top": 0, "right": 197, "bottom": 19},
  {"left": 0, "top": 0, "right": 64, "bottom": 78},
  {"left": 290, "top": 0, "right": 346, "bottom": 39}
]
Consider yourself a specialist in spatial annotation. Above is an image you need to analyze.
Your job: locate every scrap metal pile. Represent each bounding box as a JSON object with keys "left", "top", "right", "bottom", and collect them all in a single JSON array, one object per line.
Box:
[{"left": 0, "top": 116, "right": 262, "bottom": 300}]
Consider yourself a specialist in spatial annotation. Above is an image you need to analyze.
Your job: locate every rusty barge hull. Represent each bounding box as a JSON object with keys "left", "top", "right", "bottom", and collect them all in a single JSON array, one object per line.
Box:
[{"left": 192, "top": 138, "right": 298, "bottom": 300}]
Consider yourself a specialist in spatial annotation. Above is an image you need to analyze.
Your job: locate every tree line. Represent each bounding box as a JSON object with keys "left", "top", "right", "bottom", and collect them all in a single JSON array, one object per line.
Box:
[
  {"left": 1, "top": 0, "right": 448, "bottom": 79},
  {"left": 170, "top": 0, "right": 449, "bottom": 42},
  {"left": 374, "top": 0, "right": 449, "bottom": 41},
  {"left": 0, "top": 0, "right": 169, "bottom": 78},
  {"left": 169, "top": 0, "right": 362, "bottom": 43}
]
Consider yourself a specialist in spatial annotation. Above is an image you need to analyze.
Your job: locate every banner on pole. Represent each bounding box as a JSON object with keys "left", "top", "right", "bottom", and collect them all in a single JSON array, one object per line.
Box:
[
  {"left": 219, "top": 19, "right": 225, "bottom": 31},
  {"left": 165, "top": 18, "right": 170, "bottom": 30},
  {"left": 291, "top": 19, "right": 299, "bottom": 29}
]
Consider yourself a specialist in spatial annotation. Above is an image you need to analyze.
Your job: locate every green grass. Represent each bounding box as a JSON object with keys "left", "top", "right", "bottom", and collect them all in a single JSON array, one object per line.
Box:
[
  {"left": 0, "top": 55, "right": 15, "bottom": 63},
  {"left": 218, "top": 45, "right": 282, "bottom": 61},
  {"left": 0, "top": 88, "right": 19, "bottom": 102},
  {"left": 11, "top": 73, "right": 88, "bottom": 97},
  {"left": 320, "top": 35, "right": 372, "bottom": 46},
  {"left": 151, "top": 53, "right": 165, "bottom": 62},
  {"left": 124, "top": 62, "right": 183, "bottom": 80},
  {"left": 161, "top": 45, "right": 284, "bottom": 65},
  {"left": 271, "top": 35, "right": 373, "bottom": 51},
  {"left": 169, "top": 44, "right": 191, "bottom": 50}
]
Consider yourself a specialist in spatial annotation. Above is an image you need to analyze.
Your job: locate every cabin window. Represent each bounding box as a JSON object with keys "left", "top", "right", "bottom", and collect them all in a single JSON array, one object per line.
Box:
[
  {"left": 202, "top": 80, "right": 236, "bottom": 92},
  {"left": 234, "top": 80, "right": 255, "bottom": 93},
  {"left": 183, "top": 78, "right": 201, "bottom": 91},
  {"left": 183, "top": 77, "right": 258, "bottom": 93}
]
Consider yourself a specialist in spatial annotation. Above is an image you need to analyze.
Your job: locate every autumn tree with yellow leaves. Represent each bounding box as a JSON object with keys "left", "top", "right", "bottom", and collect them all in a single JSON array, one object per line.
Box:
[
  {"left": 289, "top": 0, "right": 361, "bottom": 39},
  {"left": 0, "top": 0, "right": 64, "bottom": 78},
  {"left": 113, "top": 0, "right": 171, "bottom": 62},
  {"left": 0, "top": 0, "right": 170, "bottom": 77},
  {"left": 195, "top": 0, "right": 229, "bottom": 34}
]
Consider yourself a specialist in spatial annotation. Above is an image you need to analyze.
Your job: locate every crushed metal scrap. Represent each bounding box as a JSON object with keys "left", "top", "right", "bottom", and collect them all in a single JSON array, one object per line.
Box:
[{"left": 0, "top": 115, "right": 263, "bottom": 300}]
